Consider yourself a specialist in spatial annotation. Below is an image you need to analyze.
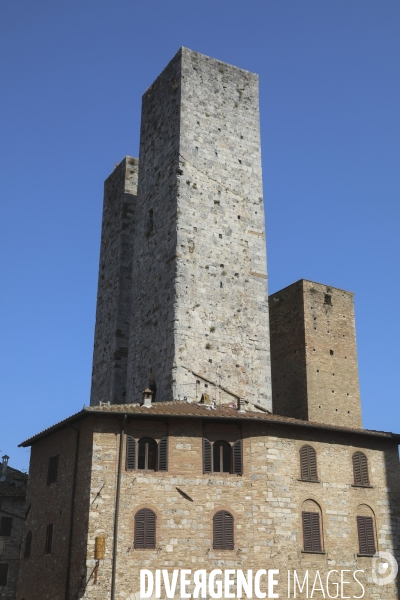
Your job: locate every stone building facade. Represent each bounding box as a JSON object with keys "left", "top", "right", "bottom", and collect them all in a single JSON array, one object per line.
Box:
[
  {"left": 16, "top": 48, "right": 400, "bottom": 599},
  {"left": 0, "top": 456, "right": 27, "bottom": 600}
]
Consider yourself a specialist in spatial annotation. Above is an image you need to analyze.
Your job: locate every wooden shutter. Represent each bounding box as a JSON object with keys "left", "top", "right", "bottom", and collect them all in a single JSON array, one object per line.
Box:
[
  {"left": 213, "top": 510, "right": 234, "bottom": 550},
  {"left": 353, "top": 452, "right": 370, "bottom": 486},
  {"left": 45, "top": 523, "right": 53, "bottom": 554},
  {"left": 300, "top": 445, "right": 317, "bottom": 481},
  {"left": 24, "top": 531, "right": 32, "bottom": 558},
  {"left": 158, "top": 437, "right": 168, "bottom": 472},
  {"left": 0, "top": 517, "right": 12, "bottom": 537},
  {"left": 0, "top": 563, "right": 8, "bottom": 586},
  {"left": 302, "top": 512, "right": 322, "bottom": 552},
  {"left": 232, "top": 440, "right": 243, "bottom": 475},
  {"left": 126, "top": 436, "right": 136, "bottom": 470},
  {"left": 357, "top": 516, "right": 375, "bottom": 555},
  {"left": 134, "top": 509, "right": 156, "bottom": 549},
  {"left": 203, "top": 438, "right": 212, "bottom": 474}
]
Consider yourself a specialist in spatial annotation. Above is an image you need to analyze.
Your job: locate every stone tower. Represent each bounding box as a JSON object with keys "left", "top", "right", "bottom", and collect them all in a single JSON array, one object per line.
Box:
[
  {"left": 269, "top": 279, "right": 362, "bottom": 427},
  {"left": 91, "top": 48, "right": 272, "bottom": 410}
]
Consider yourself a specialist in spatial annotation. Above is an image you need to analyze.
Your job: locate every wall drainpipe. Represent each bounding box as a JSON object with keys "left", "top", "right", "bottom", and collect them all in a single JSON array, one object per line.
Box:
[
  {"left": 64, "top": 425, "right": 80, "bottom": 600},
  {"left": 110, "top": 414, "right": 127, "bottom": 600}
]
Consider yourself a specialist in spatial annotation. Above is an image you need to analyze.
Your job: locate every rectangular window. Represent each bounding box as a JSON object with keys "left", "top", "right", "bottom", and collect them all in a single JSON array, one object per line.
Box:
[
  {"left": 0, "top": 563, "right": 8, "bottom": 586},
  {"left": 357, "top": 516, "right": 376, "bottom": 556},
  {"left": 47, "top": 455, "right": 59, "bottom": 485},
  {"left": 45, "top": 524, "right": 53, "bottom": 554},
  {"left": 0, "top": 518, "right": 12, "bottom": 537},
  {"left": 302, "top": 511, "right": 322, "bottom": 553}
]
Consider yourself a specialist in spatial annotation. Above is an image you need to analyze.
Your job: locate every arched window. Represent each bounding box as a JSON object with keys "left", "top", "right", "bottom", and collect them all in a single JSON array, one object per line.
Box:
[
  {"left": 300, "top": 445, "right": 318, "bottom": 481},
  {"left": 134, "top": 508, "right": 156, "bottom": 549},
  {"left": 203, "top": 439, "right": 242, "bottom": 475},
  {"left": 353, "top": 451, "right": 370, "bottom": 486},
  {"left": 356, "top": 505, "right": 376, "bottom": 556},
  {"left": 24, "top": 531, "right": 32, "bottom": 558},
  {"left": 126, "top": 436, "right": 168, "bottom": 472},
  {"left": 302, "top": 500, "right": 323, "bottom": 553},
  {"left": 213, "top": 510, "right": 234, "bottom": 550}
]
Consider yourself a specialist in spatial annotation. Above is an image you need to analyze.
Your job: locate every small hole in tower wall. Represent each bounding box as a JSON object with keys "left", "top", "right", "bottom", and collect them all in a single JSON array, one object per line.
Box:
[
  {"left": 330, "top": 350, "right": 334, "bottom": 355},
  {"left": 324, "top": 294, "right": 332, "bottom": 305}
]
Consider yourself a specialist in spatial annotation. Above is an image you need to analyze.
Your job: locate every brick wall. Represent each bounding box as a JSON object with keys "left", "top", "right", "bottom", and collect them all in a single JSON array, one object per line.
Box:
[{"left": 269, "top": 280, "right": 362, "bottom": 427}]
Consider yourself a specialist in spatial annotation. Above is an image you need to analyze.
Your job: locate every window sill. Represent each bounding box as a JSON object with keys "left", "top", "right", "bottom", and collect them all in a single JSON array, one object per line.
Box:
[
  {"left": 298, "top": 479, "right": 320, "bottom": 483},
  {"left": 351, "top": 485, "right": 374, "bottom": 489},
  {"left": 301, "top": 551, "right": 326, "bottom": 555},
  {"left": 357, "top": 553, "right": 375, "bottom": 558}
]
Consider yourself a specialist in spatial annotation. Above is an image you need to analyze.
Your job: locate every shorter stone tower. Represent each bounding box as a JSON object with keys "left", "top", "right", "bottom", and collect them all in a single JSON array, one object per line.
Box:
[{"left": 269, "top": 279, "right": 362, "bottom": 427}]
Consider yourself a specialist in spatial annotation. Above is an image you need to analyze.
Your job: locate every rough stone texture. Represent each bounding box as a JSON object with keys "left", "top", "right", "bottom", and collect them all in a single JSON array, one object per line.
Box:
[
  {"left": 90, "top": 157, "right": 138, "bottom": 406},
  {"left": 16, "top": 412, "right": 400, "bottom": 599},
  {"left": 269, "top": 279, "right": 362, "bottom": 427},
  {"left": 0, "top": 461, "right": 27, "bottom": 600},
  {"left": 120, "top": 47, "right": 271, "bottom": 409}
]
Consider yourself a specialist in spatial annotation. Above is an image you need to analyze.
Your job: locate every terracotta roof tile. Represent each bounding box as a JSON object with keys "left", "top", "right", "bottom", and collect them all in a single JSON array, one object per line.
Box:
[{"left": 19, "top": 401, "right": 400, "bottom": 447}]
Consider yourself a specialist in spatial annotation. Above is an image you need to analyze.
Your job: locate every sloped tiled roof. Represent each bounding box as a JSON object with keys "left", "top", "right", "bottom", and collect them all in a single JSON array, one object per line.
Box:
[
  {"left": 19, "top": 400, "right": 400, "bottom": 447},
  {"left": 0, "top": 481, "right": 26, "bottom": 497}
]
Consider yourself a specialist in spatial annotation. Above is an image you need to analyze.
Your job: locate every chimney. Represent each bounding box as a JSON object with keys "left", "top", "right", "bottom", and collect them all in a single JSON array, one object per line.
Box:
[
  {"left": 2, "top": 455, "right": 9, "bottom": 474},
  {"left": 141, "top": 389, "right": 153, "bottom": 408}
]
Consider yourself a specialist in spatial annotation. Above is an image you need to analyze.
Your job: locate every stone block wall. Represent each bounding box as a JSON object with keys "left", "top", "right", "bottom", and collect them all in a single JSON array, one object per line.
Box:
[
  {"left": 18, "top": 414, "right": 398, "bottom": 599},
  {"left": 126, "top": 48, "right": 272, "bottom": 410},
  {"left": 90, "top": 157, "right": 138, "bottom": 406},
  {"left": 269, "top": 279, "right": 362, "bottom": 427}
]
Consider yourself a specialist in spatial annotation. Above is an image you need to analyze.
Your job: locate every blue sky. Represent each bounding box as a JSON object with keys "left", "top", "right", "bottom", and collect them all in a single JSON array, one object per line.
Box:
[{"left": 1, "top": 1, "right": 399, "bottom": 471}]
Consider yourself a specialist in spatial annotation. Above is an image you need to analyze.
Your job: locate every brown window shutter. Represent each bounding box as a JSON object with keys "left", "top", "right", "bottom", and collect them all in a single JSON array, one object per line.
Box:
[
  {"left": 0, "top": 563, "right": 8, "bottom": 586},
  {"left": 302, "top": 511, "right": 322, "bottom": 552},
  {"left": 24, "top": 531, "right": 32, "bottom": 558},
  {"left": 134, "top": 509, "right": 156, "bottom": 549},
  {"left": 126, "top": 436, "right": 136, "bottom": 470},
  {"left": 158, "top": 437, "right": 168, "bottom": 472},
  {"left": 213, "top": 510, "right": 234, "bottom": 550},
  {"left": 353, "top": 452, "right": 369, "bottom": 486},
  {"left": 45, "top": 523, "right": 53, "bottom": 554},
  {"left": 232, "top": 440, "right": 243, "bottom": 475},
  {"left": 357, "top": 516, "right": 375, "bottom": 555},
  {"left": 0, "top": 517, "right": 12, "bottom": 537},
  {"left": 203, "top": 438, "right": 212, "bottom": 474},
  {"left": 300, "top": 445, "right": 317, "bottom": 481}
]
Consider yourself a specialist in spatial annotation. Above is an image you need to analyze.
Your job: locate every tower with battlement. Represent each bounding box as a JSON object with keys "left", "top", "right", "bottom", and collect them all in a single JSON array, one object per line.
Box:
[{"left": 91, "top": 48, "right": 272, "bottom": 410}]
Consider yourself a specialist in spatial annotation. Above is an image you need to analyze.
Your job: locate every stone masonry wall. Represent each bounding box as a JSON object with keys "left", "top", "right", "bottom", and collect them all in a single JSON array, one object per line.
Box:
[
  {"left": 270, "top": 280, "right": 362, "bottom": 428},
  {"left": 90, "top": 157, "right": 138, "bottom": 406},
  {"left": 126, "top": 48, "right": 272, "bottom": 410},
  {"left": 76, "top": 416, "right": 400, "bottom": 600}
]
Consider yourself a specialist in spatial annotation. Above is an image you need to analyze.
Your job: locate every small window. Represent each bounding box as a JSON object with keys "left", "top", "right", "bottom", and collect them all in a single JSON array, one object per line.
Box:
[
  {"left": 0, "top": 563, "right": 8, "bottom": 586},
  {"left": 45, "top": 524, "right": 53, "bottom": 555},
  {"left": 203, "top": 438, "right": 242, "bottom": 475},
  {"left": 47, "top": 455, "right": 59, "bottom": 485},
  {"left": 134, "top": 509, "right": 156, "bottom": 549},
  {"left": 213, "top": 510, "right": 234, "bottom": 550},
  {"left": 357, "top": 516, "right": 376, "bottom": 556},
  {"left": 324, "top": 294, "right": 332, "bottom": 305},
  {"left": 302, "top": 512, "right": 322, "bottom": 553},
  {"left": 24, "top": 531, "right": 32, "bottom": 559},
  {"left": 138, "top": 438, "right": 157, "bottom": 471},
  {"left": 213, "top": 441, "right": 231, "bottom": 473},
  {"left": 300, "top": 445, "right": 318, "bottom": 481},
  {"left": 0, "top": 518, "right": 12, "bottom": 537},
  {"left": 353, "top": 451, "right": 370, "bottom": 486}
]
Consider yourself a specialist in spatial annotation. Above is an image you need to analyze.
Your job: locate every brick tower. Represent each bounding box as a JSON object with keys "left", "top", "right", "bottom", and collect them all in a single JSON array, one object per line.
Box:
[
  {"left": 269, "top": 279, "right": 362, "bottom": 427},
  {"left": 91, "top": 48, "right": 272, "bottom": 410}
]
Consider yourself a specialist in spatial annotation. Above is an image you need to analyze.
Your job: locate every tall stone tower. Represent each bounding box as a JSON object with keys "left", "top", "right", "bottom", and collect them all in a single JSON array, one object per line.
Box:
[
  {"left": 91, "top": 48, "right": 272, "bottom": 410},
  {"left": 269, "top": 279, "right": 362, "bottom": 427}
]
